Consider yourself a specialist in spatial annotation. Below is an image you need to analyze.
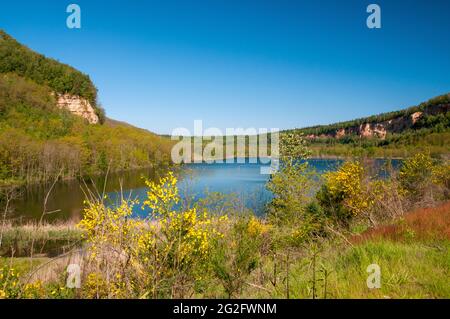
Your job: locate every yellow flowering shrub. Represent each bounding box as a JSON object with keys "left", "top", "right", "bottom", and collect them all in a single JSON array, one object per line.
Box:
[
  {"left": 399, "top": 152, "right": 450, "bottom": 200},
  {"left": 139, "top": 172, "right": 225, "bottom": 298},
  {"left": 432, "top": 163, "right": 450, "bottom": 190},
  {"left": 323, "top": 161, "right": 371, "bottom": 215},
  {"left": 22, "top": 281, "right": 46, "bottom": 299},
  {"left": 78, "top": 196, "right": 144, "bottom": 298},
  {"left": 0, "top": 267, "right": 20, "bottom": 299},
  {"left": 80, "top": 272, "right": 130, "bottom": 299},
  {"left": 399, "top": 153, "right": 434, "bottom": 196},
  {"left": 78, "top": 171, "right": 226, "bottom": 298},
  {"left": 78, "top": 198, "right": 140, "bottom": 257},
  {"left": 82, "top": 273, "right": 109, "bottom": 299},
  {"left": 143, "top": 171, "right": 179, "bottom": 215},
  {"left": 247, "top": 216, "right": 271, "bottom": 237},
  {"left": 317, "top": 161, "right": 373, "bottom": 227}
]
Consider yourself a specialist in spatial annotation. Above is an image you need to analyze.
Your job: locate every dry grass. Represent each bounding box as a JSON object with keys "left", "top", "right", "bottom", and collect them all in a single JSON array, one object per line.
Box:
[
  {"left": 353, "top": 201, "right": 450, "bottom": 243},
  {"left": 0, "top": 221, "right": 84, "bottom": 257}
]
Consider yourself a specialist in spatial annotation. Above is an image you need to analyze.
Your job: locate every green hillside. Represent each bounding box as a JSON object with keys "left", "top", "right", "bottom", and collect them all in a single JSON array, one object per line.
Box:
[
  {"left": 0, "top": 30, "right": 104, "bottom": 122},
  {"left": 296, "top": 94, "right": 450, "bottom": 136},
  {"left": 0, "top": 31, "right": 173, "bottom": 186},
  {"left": 290, "top": 94, "right": 450, "bottom": 158}
]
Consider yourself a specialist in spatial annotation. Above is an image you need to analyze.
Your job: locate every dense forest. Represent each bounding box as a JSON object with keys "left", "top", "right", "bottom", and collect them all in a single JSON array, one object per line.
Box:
[{"left": 0, "top": 31, "right": 173, "bottom": 186}]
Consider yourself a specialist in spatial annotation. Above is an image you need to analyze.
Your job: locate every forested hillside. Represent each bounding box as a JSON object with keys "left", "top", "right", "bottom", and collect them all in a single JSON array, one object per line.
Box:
[
  {"left": 298, "top": 94, "right": 449, "bottom": 136},
  {"left": 0, "top": 30, "right": 104, "bottom": 122},
  {"left": 0, "top": 31, "right": 173, "bottom": 185},
  {"left": 290, "top": 94, "right": 450, "bottom": 158}
]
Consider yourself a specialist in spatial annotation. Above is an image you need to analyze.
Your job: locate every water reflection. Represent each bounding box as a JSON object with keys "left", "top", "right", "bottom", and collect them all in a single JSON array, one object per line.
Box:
[{"left": 11, "top": 159, "right": 401, "bottom": 222}]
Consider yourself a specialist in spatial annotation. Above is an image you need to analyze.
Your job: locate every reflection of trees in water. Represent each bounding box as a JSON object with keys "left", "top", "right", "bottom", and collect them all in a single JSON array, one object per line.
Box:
[
  {"left": 11, "top": 160, "right": 402, "bottom": 223},
  {"left": 12, "top": 167, "right": 160, "bottom": 223}
]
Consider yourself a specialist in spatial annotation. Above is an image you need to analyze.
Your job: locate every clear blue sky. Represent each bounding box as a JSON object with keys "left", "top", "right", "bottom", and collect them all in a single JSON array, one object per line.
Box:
[{"left": 1, "top": 0, "right": 449, "bottom": 134}]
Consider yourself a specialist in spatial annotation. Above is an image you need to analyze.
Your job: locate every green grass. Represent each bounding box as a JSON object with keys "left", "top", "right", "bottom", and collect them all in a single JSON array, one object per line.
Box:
[
  {"left": 0, "top": 257, "right": 49, "bottom": 275},
  {"left": 248, "top": 240, "right": 450, "bottom": 299}
]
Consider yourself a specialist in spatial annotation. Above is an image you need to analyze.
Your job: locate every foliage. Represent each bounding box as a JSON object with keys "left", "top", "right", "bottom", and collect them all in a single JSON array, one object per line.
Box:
[
  {"left": 0, "top": 74, "right": 173, "bottom": 185},
  {"left": 22, "top": 280, "right": 47, "bottom": 299},
  {"left": 0, "top": 30, "right": 99, "bottom": 113},
  {"left": 78, "top": 172, "right": 225, "bottom": 298},
  {"left": 2, "top": 152, "right": 450, "bottom": 299},
  {"left": 279, "top": 132, "right": 311, "bottom": 166},
  {"left": 0, "top": 33, "right": 174, "bottom": 186},
  {"left": 398, "top": 152, "right": 449, "bottom": 201},
  {"left": 266, "top": 163, "right": 317, "bottom": 225},
  {"left": 266, "top": 133, "right": 316, "bottom": 224},
  {"left": 289, "top": 202, "right": 327, "bottom": 246},
  {"left": 0, "top": 266, "right": 20, "bottom": 298},
  {"left": 317, "top": 161, "right": 372, "bottom": 228},
  {"left": 210, "top": 215, "right": 269, "bottom": 298},
  {"left": 294, "top": 93, "right": 449, "bottom": 137},
  {"left": 285, "top": 93, "right": 450, "bottom": 158},
  {"left": 398, "top": 153, "right": 433, "bottom": 196}
]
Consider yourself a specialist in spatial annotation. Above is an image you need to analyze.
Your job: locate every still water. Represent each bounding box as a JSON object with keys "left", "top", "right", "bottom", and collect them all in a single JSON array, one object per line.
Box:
[{"left": 11, "top": 159, "right": 400, "bottom": 222}]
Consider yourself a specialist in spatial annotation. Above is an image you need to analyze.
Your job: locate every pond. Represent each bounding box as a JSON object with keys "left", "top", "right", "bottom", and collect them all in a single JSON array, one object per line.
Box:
[{"left": 11, "top": 158, "right": 401, "bottom": 222}]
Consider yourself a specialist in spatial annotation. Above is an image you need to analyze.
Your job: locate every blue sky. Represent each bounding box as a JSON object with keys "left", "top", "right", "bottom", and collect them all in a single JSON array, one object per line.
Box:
[{"left": 1, "top": 0, "right": 450, "bottom": 134}]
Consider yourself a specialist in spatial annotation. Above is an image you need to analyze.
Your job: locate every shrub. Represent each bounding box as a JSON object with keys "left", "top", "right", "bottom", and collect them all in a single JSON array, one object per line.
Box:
[
  {"left": 399, "top": 153, "right": 434, "bottom": 198},
  {"left": 210, "top": 216, "right": 268, "bottom": 298},
  {"left": 317, "top": 161, "right": 372, "bottom": 228},
  {"left": 266, "top": 162, "right": 317, "bottom": 224},
  {"left": 0, "top": 266, "right": 20, "bottom": 298},
  {"left": 399, "top": 152, "right": 450, "bottom": 203},
  {"left": 266, "top": 133, "right": 315, "bottom": 225},
  {"left": 78, "top": 171, "right": 226, "bottom": 298},
  {"left": 289, "top": 202, "right": 327, "bottom": 246}
]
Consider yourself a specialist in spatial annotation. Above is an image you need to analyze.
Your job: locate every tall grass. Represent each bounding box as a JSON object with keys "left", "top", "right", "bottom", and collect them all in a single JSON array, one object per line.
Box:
[
  {"left": 353, "top": 201, "right": 450, "bottom": 243},
  {"left": 0, "top": 222, "right": 84, "bottom": 257},
  {"left": 240, "top": 239, "right": 450, "bottom": 299}
]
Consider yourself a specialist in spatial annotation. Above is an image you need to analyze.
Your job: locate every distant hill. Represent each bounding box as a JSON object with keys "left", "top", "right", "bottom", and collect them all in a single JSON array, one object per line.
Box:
[
  {"left": 0, "top": 30, "right": 173, "bottom": 185},
  {"left": 288, "top": 94, "right": 450, "bottom": 158},
  {"left": 293, "top": 94, "right": 450, "bottom": 139}
]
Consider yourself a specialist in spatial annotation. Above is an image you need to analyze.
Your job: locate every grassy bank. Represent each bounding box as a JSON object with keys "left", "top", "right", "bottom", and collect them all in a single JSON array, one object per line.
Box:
[
  {"left": 1, "top": 203, "right": 449, "bottom": 299},
  {"left": 0, "top": 222, "right": 84, "bottom": 257},
  {"left": 239, "top": 240, "right": 450, "bottom": 299}
]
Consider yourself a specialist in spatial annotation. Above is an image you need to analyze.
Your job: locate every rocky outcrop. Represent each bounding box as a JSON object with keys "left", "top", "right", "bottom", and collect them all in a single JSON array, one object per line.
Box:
[
  {"left": 304, "top": 103, "right": 449, "bottom": 140},
  {"left": 336, "top": 128, "right": 346, "bottom": 138},
  {"left": 56, "top": 94, "right": 99, "bottom": 124},
  {"left": 359, "top": 123, "right": 387, "bottom": 139},
  {"left": 411, "top": 112, "right": 423, "bottom": 124}
]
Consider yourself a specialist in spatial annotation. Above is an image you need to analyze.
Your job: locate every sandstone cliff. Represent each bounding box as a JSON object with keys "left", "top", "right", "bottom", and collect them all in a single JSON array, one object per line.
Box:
[
  {"left": 304, "top": 101, "right": 449, "bottom": 140},
  {"left": 56, "top": 94, "right": 99, "bottom": 124}
]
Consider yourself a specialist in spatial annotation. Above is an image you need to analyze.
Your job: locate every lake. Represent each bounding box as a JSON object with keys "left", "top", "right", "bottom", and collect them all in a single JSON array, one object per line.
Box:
[{"left": 11, "top": 158, "right": 401, "bottom": 222}]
